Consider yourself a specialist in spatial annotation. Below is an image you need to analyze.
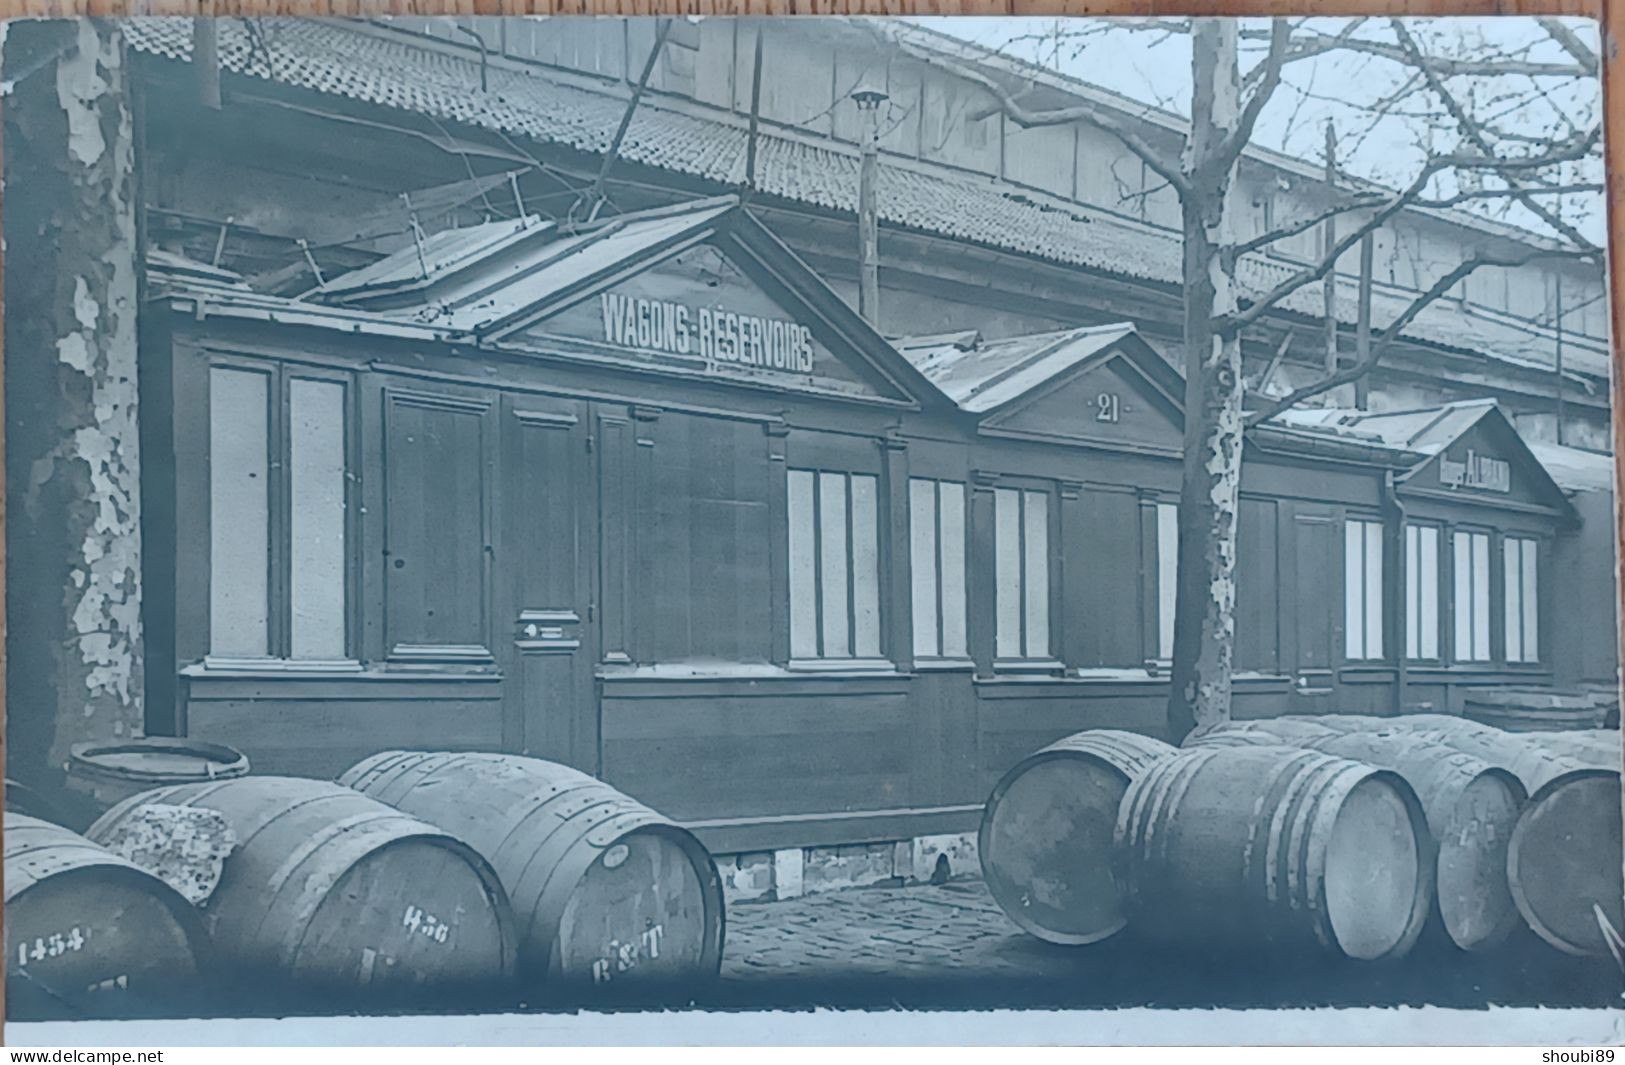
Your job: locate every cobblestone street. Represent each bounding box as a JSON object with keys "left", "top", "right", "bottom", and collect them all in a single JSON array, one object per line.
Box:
[{"left": 713, "top": 879, "right": 1623, "bottom": 1012}]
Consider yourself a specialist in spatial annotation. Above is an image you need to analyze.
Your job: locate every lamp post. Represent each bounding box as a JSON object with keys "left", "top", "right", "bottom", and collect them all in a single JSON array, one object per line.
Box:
[{"left": 853, "top": 80, "right": 889, "bottom": 328}]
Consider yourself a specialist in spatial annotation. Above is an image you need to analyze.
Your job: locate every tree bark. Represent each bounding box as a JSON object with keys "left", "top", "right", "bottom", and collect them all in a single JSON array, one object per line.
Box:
[
  {"left": 4, "top": 20, "right": 145, "bottom": 783},
  {"left": 1167, "top": 20, "right": 1246, "bottom": 741}
]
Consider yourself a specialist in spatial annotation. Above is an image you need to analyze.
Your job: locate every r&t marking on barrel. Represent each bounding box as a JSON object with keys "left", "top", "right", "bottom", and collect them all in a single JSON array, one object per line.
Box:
[
  {"left": 589, "top": 924, "right": 666, "bottom": 985},
  {"left": 401, "top": 905, "right": 452, "bottom": 945},
  {"left": 18, "top": 926, "right": 89, "bottom": 967}
]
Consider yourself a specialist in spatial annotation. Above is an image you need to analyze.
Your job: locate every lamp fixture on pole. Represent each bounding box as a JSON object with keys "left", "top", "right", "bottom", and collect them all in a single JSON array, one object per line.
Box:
[{"left": 853, "top": 79, "right": 889, "bottom": 328}]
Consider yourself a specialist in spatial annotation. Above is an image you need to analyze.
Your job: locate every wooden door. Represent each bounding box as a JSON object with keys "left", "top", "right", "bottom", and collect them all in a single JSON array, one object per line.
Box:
[
  {"left": 498, "top": 394, "right": 597, "bottom": 772},
  {"left": 1289, "top": 511, "right": 1340, "bottom": 711}
]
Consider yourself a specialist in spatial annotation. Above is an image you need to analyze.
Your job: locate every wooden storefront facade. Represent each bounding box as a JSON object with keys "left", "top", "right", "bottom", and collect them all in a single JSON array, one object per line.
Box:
[{"left": 141, "top": 196, "right": 1586, "bottom": 856}]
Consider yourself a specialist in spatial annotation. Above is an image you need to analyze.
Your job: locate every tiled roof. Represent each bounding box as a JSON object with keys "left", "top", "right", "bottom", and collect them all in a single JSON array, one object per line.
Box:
[
  {"left": 121, "top": 17, "right": 1607, "bottom": 380},
  {"left": 898, "top": 323, "right": 1139, "bottom": 412}
]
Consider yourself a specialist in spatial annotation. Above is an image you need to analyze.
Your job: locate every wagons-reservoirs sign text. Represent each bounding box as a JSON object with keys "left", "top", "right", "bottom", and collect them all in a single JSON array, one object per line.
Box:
[
  {"left": 600, "top": 293, "right": 816, "bottom": 374},
  {"left": 1439, "top": 449, "right": 1511, "bottom": 493}
]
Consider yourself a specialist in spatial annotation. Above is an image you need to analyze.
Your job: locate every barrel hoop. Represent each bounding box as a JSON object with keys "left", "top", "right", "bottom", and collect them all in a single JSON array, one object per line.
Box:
[
  {"left": 517, "top": 802, "right": 651, "bottom": 965},
  {"left": 505, "top": 795, "right": 632, "bottom": 924},
  {"left": 336, "top": 750, "right": 428, "bottom": 796},
  {"left": 367, "top": 752, "right": 464, "bottom": 808},
  {"left": 487, "top": 780, "right": 615, "bottom": 874}
]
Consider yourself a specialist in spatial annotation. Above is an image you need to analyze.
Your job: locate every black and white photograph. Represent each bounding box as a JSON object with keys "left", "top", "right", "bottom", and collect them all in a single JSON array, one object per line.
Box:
[{"left": 1, "top": 9, "right": 1620, "bottom": 1043}]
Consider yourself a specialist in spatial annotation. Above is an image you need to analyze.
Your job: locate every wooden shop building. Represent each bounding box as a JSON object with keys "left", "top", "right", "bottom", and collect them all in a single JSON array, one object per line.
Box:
[{"left": 140, "top": 194, "right": 1591, "bottom": 860}]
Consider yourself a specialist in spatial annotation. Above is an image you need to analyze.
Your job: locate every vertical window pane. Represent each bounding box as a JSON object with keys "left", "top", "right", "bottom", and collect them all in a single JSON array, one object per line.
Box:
[
  {"left": 939, "top": 484, "right": 967, "bottom": 658},
  {"left": 1454, "top": 531, "right": 1474, "bottom": 661},
  {"left": 289, "top": 379, "right": 347, "bottom": 659},
  {"left": 1023, "top": 491, "right": 1050, "bottom": 658},
  {"left": 850, "top": 474, "right": 880, "bottom": 658},
  {"left": 1504, "top": 539, "right": 1523, "bottom": 663},
  {"left": 1419, "top": 527, "right": 1439, "bottom": 659},
  {"left": 1472, "top": 533, "right": 1490, "bottom": 660},
  {"left": 210, "top": 367, "right": 271, "bottom": 657},
  {"left": 818, "top": 473, "right": 850, "bottom": 657},
  {"left": 910, "top": 480, "right": 939, "bottom": 658},
  {"left": 995, "top": 488, "right": 1021, "bottom": 659},
  {"left": 1364, "top": 522, "right": 1383, "bottom": 659},
  {"left": 787, "top": 470, "right": 818, "bottom": 658},
  {"left": 1345, "top": 520, "right": 1365, "bottom": 660},
  {"left": 1157, "top": 503, "right": 1178, "bottom": 660},
  {"left": 1405, "top": 526, "right": 1420, "bottom": 660},
  {"left": 1522, "top": 538, "right": 1539, "bottom": 662}
]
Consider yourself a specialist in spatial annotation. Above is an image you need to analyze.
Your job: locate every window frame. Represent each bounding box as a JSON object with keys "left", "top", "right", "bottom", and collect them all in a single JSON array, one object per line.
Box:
[
  {"left": 1343, "top": 516, "right": 1386, "bottom": 663},
  {"left": 991, "top": 478, "right": 1059, "bottom": 671},
  {"left": 1503, "top": 533, "right": 1542, "bottom": 666},
  {"left": 1403, "top": 521, "right": 1443, "bottom": 663},
  {"left": 199, "top": 354, "right": 360, "bottom": 672},
  {"left": 786, "top": 465, "right": 886, "bottom": 669},
  {"left": 908, "top": 477, "right": 969, "bottom": 664},
  {"left": 1450, "top": 526, "right": 1494, "bottom": 664}
]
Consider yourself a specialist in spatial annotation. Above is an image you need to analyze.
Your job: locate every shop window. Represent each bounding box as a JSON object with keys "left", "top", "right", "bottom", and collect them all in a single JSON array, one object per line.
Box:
[
  {"left": 1453, "top": 529, "right": 1492, "bottom": 662},
  {"left": 1404, "top": 524, "right": 1440, "bottom": 660},
  {"left": 909, "top": 479, "right": 967, "bottom": 660},
  {"left": 995, "top": 487, "right": 1051, "bottom": 661},
  {"left": 1344, "top": 518, "right": 1384, "bottom": 661},
  {"left": 1504, "top": 536, "right": 1540, "bottom": 664},
  {"left": 788, "top": 469, "right": 881, "bottom": 661},
  {"left": 208, "top": 365, "right": 349, "bottom": 664},
  {"left": 1156, "top": 502, "right": 1178, "bottom": 661}
]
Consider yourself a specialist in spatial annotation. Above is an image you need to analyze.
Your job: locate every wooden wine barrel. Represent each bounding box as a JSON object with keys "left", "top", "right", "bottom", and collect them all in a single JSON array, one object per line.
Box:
[
  {"left": 1299, "top": 731, "right": 1527, "bottom": 952},
  {"left": 1193, "top": 718, "right": 1344, "bottom": 746},
  {"left": 978, "top": 729, "right": 1177, "bottom": 945},
  {"left": 338, "top": 751, "right": 724, "bottom": 991},
  {"left": 67, "top": 738, "right": 248, "bottom": 826},
  {"left": 88, "top": 777, "right": 517, "bottom": 1006},
  {"left": 6, "top": 813, "right": 207, "bottom": 1019},
  {"left": 1462, "top": 688, "right": 1606, "bottom": 732},
  {"left": 1114, "top": 745, "right": 1433, "bottom": 961},
  {"left": 1401, "top": 724, "right": 1623, "bottom": 958}
]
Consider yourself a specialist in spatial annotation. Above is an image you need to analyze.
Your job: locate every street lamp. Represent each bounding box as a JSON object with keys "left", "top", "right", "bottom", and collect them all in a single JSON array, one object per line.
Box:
[{"left": 852, "top": 80, "right": 889, "bottom": 327}]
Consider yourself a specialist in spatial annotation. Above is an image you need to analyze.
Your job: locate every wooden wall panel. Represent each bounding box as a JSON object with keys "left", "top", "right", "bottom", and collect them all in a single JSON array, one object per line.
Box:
[{"left": 381, "top": 387, "right": 495, "bottom": 660}]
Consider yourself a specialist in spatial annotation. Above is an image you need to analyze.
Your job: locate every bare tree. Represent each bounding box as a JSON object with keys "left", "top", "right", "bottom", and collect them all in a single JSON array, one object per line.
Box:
[{"left": 893, "top": 17, "right": 1602, "bottom": 739}]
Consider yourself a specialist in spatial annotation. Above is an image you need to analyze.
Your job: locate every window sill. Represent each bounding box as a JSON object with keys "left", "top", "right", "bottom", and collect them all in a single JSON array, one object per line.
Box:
[
  {"left": 189, "top": 656, "right": 364, "bottom": 676},
  {"left": 786, "top": 657, "right": 899, "bottom": 675},
  {"left": 913, "top": 657, "right": 975, "bottom": 673},
  {"left": 993, "top": 658, "right": 1067, "bottom": 676}
]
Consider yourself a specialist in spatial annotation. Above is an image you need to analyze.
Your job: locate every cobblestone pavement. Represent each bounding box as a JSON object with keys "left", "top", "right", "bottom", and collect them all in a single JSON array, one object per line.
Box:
[{"left": 712, "top": 879, "right": 1622, "bottom": 1011}]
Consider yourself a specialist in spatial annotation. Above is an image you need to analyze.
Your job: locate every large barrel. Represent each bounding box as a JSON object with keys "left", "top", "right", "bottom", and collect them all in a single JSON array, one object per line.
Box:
[
  {"left": 979, "top": 729, "right": 1177, "bottom": 945},
  {"left": 1462, "top": 688, "right": 1607, "bottom": 732},
  {"left": 1300, "top": 731, "right": 1526, "bottom": 952},
  {"left": 1399, "top": 724, "right": 1623, "bottom": 958},
  {"left": 67, "top": 738, "right": 248, "bottom": 828},
  {"left": 338, "top": 751, "right": 724, "bottom": 991},
  {"left": 1114, "top": 745, "right": 1433, "bottom": 961},
  {"left": 6, "top": 813, "right": 207, "bottom": 1019},
  {"left": 88, "top": 777, "right": 517, "bottom": 1007}
]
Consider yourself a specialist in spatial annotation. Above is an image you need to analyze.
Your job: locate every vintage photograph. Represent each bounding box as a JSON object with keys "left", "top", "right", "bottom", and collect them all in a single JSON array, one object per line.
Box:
[{"left": 2, "top": 11, "right": 1619, "bottom": 1035}]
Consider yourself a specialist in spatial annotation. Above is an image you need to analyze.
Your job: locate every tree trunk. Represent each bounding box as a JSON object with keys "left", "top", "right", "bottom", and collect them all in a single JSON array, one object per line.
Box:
[
  {"left": 1167, "top": 20, "right": 1246, "bottom": 741},
  {"left": 4, "top": 19, "right": 145, "bottom": 784}
]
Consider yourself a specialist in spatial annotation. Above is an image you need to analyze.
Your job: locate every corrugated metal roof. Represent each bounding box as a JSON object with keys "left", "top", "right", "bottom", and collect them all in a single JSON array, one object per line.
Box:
[
  {"left": 311, "top": 196, "right": 735, "bottom": 337},
  {"left": 1276, "top": 400, "right": 1499, "bottom": 456},
  {"left": 899, "top": 323, "right": 1138, "bottom": 412},
  {"left": 120, "top": 17, "right": 1608, "bottom": 380}
]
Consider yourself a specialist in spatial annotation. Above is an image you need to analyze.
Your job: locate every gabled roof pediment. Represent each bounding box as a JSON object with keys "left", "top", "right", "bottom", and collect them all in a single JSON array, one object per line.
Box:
[
  {"left": 308, "top": 196, "right": 948, "bottom": 410},
  {"left": 899, "top": 323, "right": 1184, "bottom": 453}
]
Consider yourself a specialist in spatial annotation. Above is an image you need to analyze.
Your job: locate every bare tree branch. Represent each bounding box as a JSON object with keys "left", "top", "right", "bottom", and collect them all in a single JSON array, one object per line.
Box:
[
  {"left": 1244, "top": 245, "right": 1598, "bottom": 427},
  {"left": 1228, "top": 125, "right": 1600, "bottom": 330},
  {"left": 1388, "top": 19, "right": 1597, "bottom": 251},
  {"left": 1240, "top": 25, "right": 1593, "bottom": 78},
  {"left": 1536, "top": 17, "right": 1599, "bottom": 75},
  {"left": 1219, "top": 19, "right": 1291, "bottom": 166}
]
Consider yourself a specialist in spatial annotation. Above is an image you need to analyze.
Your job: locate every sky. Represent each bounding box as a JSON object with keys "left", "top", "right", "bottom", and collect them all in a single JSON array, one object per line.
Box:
[{"left": 908, "top": 17, "right": 1606, "bottom": 246}]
